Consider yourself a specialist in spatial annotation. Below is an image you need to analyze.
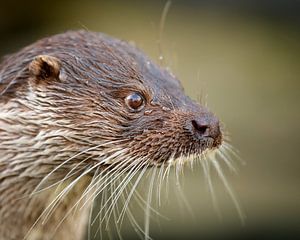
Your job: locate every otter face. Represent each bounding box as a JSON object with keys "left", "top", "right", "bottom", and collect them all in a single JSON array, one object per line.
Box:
[
  {"left": 1, "top": 30, "right": 222, "bottom": 167},
  {"left": 0, "top": 31, "right": 238, "bottom": 240},
  {"left": 117, "top": 51, "right": 223, "bottom": 164},
  {"left": 45, "top": 32, "right": 222, "bottom": 166}
]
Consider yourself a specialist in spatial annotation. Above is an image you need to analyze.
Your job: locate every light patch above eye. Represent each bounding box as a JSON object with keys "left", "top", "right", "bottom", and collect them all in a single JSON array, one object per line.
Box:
[{"left": 125, "top": 92, "right": 145, "bottom": 111}]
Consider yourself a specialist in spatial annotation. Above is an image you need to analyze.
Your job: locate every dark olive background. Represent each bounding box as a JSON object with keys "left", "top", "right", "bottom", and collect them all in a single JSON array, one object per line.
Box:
[{"left": 1, "top": 0, "right": 300, "bottom": 239}]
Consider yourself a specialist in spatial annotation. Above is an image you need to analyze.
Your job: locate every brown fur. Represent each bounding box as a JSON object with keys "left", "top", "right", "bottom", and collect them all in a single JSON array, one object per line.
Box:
[{"left": 0, "top": 30, "right": 222, "bottom": 239}]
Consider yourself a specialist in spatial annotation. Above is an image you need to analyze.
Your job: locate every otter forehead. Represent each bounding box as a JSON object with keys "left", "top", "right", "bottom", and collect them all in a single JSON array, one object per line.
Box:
[
  {"left": 0, "top": 30, "right": 189, "bottom": 110},
  {"left": 23, "top": 30, "right": 189, "bottom": 109},
  {"left": 66, "top": 31, "right": 188, "bottom": 108},
  {"left": 93, "top": 30, "right": 189, "bottom": 108}
]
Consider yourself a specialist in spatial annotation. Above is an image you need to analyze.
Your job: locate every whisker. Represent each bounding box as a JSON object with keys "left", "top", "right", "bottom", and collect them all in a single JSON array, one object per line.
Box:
[
  {"left": 95, "top": 159, "right": 148, "bottom": 226},
  {"left": 157, "top": 164, "right": 165, "bottom": 207},
  {"left": 144, "top": 165, "right": 157, "bottom": 240},
  {"left": 32, "top": 143, "right": 103, "bottom": 196},
  {"left": 54, "top": 157, "right": 135, "bottom": 235},
  {"left": 174, "top": 173, "right": 195, "bottom": 220},
  {"left": 84, "top": 157, "right": 139, "bottom": 215},
  {"left": 222, "top": 142, "right": 245, "bottom": 165},
  {"left": 102, "top": 160, "right": 148, "bottom": 227},
  {"left": 23, "top": 164, "right": 94, "bottom": 240},
  {"left": 211, "top": 158, "right": 246, "bottom": 224},
  {"left": 117, "top": 163, "right": 148, "bottom": 225},
  {"left": 200, "top": 156, "right": 222, "bottom": 220},
  {"left": 217, "top": 147, "right": 238, "bottom": 173}
]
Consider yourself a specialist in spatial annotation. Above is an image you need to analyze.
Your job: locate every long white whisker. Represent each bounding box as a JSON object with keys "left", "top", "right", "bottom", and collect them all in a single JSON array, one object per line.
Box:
[
  {"left": 82, "top": 156, "right": 138, "bottom": 213},
  {"left": 32, "top": 144, "right": 103, "bottom": 195},
  {"left": 41, "top": 164, "right": 97, "bottom": 225},
  {"left": 144, "top": 166, "right": 157, "bottom": 240},
  {"left": 23, "top": 163, "right": 93, "bottom": 240},
  {"left": 117, "top": 162, "right": 148, "bottom": 225},
  {"left": 104, "top": 160, "right": 148, "bottom": 227},
  {"left": 157, "top": 164, "right": 165, "bottom": 207},
  {"left": 201, "top": 156, "right": 221, "bottom": 220},
  {"left": 211, "top": 158, "right": 246, "bottom": 224},
  {"left": 95, "top": 159, "right": 148, "bottom": 226},
  {"left": 222, "top": 142, "right": 245, "bottom": 165},
  {"left": 54, "top": 157, "right": 135, "bottom": 235},
  {"left": 217, "top": 147, "right": 237, "bottom": 173}
]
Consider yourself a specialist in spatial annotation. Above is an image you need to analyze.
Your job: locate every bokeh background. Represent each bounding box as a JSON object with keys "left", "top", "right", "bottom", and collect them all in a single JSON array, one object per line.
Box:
[{"left": 1, "top": 0, "right": 299, "bottom": 239}]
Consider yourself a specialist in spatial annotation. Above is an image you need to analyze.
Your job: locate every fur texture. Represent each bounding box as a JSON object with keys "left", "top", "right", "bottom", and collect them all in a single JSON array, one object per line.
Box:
[{"left": 0, "top": 30, "right": 222, "bottom": 239}]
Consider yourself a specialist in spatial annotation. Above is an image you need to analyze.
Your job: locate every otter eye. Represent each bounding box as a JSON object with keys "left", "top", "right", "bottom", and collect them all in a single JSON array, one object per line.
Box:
[{"left": 125, "top": 93, "right": 145, "bottom": 111}]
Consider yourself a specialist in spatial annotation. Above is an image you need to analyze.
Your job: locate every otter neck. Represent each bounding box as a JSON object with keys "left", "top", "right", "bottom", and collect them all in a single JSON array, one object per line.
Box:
[{"left": 0, "top": 99, "right": 92, "bottom": 240}]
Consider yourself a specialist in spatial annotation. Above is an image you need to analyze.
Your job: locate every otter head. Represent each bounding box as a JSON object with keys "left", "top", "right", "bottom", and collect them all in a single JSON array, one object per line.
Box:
[
  {"left": 1, "top": 30, "right": 222, "bottom": 175},
  {"left": 0, "top": 30, "right": 237, "bottom": 240}
]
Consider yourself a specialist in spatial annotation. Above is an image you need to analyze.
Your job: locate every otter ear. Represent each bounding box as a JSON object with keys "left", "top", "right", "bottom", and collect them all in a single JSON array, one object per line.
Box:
[{"left": 29, "top": 55, "right": 61, "bottom": 80}]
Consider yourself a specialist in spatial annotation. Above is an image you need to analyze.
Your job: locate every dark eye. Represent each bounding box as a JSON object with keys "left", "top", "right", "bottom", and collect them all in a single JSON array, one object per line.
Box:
[{"left": 125, "top": 93, "right": 145, "bottom": 111}]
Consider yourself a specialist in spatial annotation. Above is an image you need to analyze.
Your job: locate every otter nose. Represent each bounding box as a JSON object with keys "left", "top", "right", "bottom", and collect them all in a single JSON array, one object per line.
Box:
[
  {"left": 191, "top": 119, "right": 209, "bottom": 136},
  {"left": 190, "top": 115, "right": 221, "bottom": 141}
]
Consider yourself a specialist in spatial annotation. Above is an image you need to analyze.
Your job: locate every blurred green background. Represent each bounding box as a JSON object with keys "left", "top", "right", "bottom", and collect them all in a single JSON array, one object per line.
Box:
[{"left": 1, "top": 0, "right": 299, "bottom": 239}]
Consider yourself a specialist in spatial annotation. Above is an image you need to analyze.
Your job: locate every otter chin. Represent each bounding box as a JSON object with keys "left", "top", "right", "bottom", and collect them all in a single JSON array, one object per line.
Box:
[{"left": 0, "top": 30, "right": 228, "bottom": 240}]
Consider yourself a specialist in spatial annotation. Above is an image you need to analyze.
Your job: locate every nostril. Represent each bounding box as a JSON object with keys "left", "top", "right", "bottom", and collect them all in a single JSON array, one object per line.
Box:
[{"left": 191, "top": 120, "right": 209, "bottom": 136}]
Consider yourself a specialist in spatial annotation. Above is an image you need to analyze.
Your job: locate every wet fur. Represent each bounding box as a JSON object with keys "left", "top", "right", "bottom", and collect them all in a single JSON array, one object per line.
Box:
[{"left": 0, "top": 30, "right": 227, "bottom": 240}]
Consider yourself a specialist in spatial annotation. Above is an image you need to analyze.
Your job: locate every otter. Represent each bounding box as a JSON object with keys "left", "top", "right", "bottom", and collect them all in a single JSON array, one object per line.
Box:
[{"left": 0, "top": 30, "right": 224, "bottom": 240}]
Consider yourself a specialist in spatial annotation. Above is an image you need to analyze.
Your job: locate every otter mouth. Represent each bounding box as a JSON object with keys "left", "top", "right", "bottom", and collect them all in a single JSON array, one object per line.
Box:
[
  {"left": 80, "top": 126, "right": 224, "bottom": 175},
  {"left": 197, "top": 136, "right": 222, "bottom": 150},
  {"left": 85, "top": 136, "right": 221, "bottom": 174},
  {"left": 164, "top": 136, "right": 222, "bottom": 165}
]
